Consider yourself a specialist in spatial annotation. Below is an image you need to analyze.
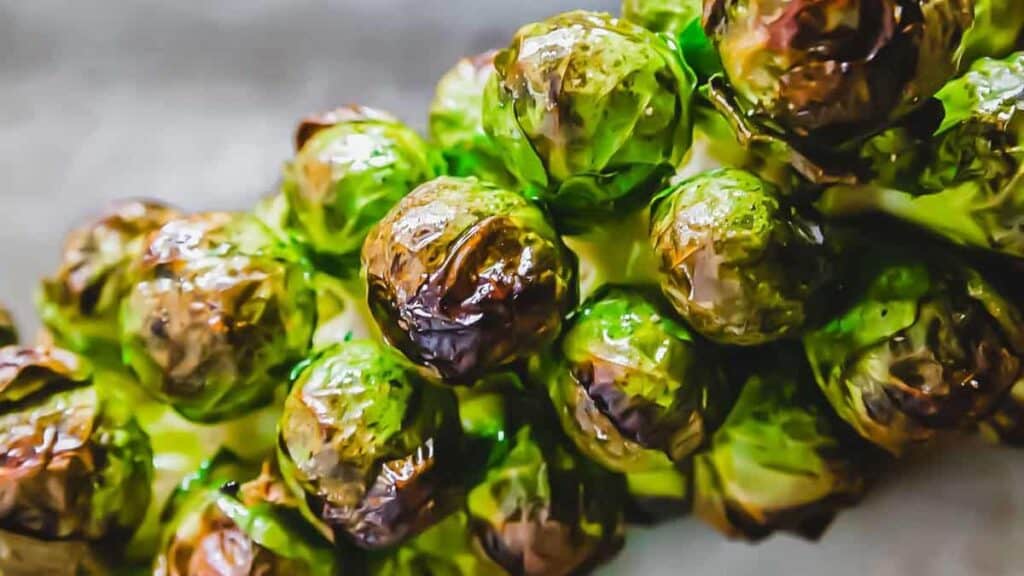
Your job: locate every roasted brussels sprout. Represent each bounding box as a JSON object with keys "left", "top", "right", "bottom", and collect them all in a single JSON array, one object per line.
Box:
[
  {"left": 278, "top": 340, "right": 461, "bottom": 550},
  {"left": 282, "top": 105, "right": 444, "bottom": 266},
  {"left": 155, "top": 455, "right": 338, "bottom": 576},
  {"left": 483, "top": 10, "right": 696, "bottom": 231},
  {"left": 962, "top": 0, "right": 1024, "bottom": 66},
  {"left": 0, "top": 305, "right": 16, "bottom": 347},
  {"left": 650, "top": 168, "right": 830, "bottom": 345},
  {"left": 622, "top": 0, "right": 700, "bottom": 35},
  {"left": 804, "top": 250, "right": 1024, "bottom": 455},
  {"left": 38, "top": 200, "right": 180, "bottom": 361},
  {"left": 370, "top": 511, "right": 505, "bottom": 576},
  {"left": 980, "top": 379, "right": 1024, "bottom": 446},
  {"left": 467, "top": 426, "right": 625, "bottom": 576},
  {"left": 0, "top": 530, "right": 106, "bottom": 576},
  {"left": 0, "top": 346, "right": 153, "bottom": 543},
  {"left": 120, "top": 212, "right": 316, "bottom": 423},
  {"left": 694, "top": 349, "right": 865, "bottom": 540},
  {"left": 363, "top": 177, "right": 577, "bottom": 382},
  {"left": 539, "top": 286, "right": 721, "bottom": 518},
  {"left": 818, "top": 53, "right": 1024, "bottom": 259},
  {"left": 430, "top": 52, "right": 515, "bottom": 187},
  {"left": 703, "top": 0, "right": 974, "bottom": 148}
]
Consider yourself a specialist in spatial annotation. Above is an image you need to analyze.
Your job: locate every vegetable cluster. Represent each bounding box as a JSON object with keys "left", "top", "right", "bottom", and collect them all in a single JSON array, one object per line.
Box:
[{"left": 8, "top": 1, "right": 1024, "bottom": 574}]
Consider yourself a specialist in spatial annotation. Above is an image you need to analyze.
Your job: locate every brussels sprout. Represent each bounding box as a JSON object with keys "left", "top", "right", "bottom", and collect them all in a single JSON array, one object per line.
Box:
[
  {"left": 38, "top": 200, "right": 180, "bottom": 362},
  {"left": 539, "top": 286, "right": 722, "bottom": 518},
  {"left": 363, "top": 177, "right": 577, "bottom": 382},
  {"left": 703, "top": 0, "right": 974, "bottom": 149},
  {"left": 0, "top": 346, "right": 153, "bottom": 543},
  {"left": 804, "top": 251, "right": 1024, "bottom": 455},
  {"left": 0, "top": 530, "right": 106, "bottom": 576},
  {"left": 621, "top": 0, "right": 700, "bottom": 35},
  {"left": 278, "top": 340, "right": 462, "bottom": 550},
  {"left": 694, "top": 349, "right": 865, "bottom": 540},
  {"left": 282, "top": 105, "right": 444, "bottom": 266},
  {"left": 962, "top": 0, "right": 1024, "bottom": 66},
  {"left": 370, "top": 511, "right": 505, "bottom": 576},
  {"left": 155, "top": 455, "right": 339, "bottom": 576},
  {"left": 979, "top": 379, "right": 1024, "bottom": 446},
  {"left": 429, "top": 52, "right": 515, "bottom": 187},
  {"left": 818, "top": 53, "right": 1024, "bottom": 259},
  {"left": 650, "top": 168, "right": 830, "bottom": 345},
  {"left": 483, "top": 10, "right": 696, "bottom": 232},
  {"left": 120, "top": 212, "right": 316, "bottom": 423},
  {"left": 467, "top": 426, "right": 625, "bottom": 576},
  {"left": 0, "top": 305, "right": 16, "bottom": 347}
]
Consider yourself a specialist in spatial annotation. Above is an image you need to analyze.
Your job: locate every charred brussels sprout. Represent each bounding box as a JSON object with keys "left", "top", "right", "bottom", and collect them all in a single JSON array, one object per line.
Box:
[
  {"left": 278, "top": 340, "right": 461, "bottom": 550},
  {"left": 363, "top": 177, "right": 577, "bottom": 382},
  {"left": 804, "top": 251, "right": 1024, "bottom": 455},
  {"left": 0, "top": 346, "right": 153, "bottom": 542},
  {"left": 694, "top": 350, "right": 865, "bottom": 540},
  {"left": 703, "top": 0, "right": 974, "bottom": 148},
  {"left": 282, "top": 105, "right": 444, "bottom": 265},
  {"left": 430, "top": 52, "right": 515, "bottom": 187},
  {"left": 819, "top": 53, "right": 1024, "bottom": 259},
  {"left": 38, "top": 200, "right": 180, "bottom": 361},
  {"left": 155, "top": 456, "right": 338, "bottom": 576},
  {"left": 0, "top": 305, "right": 16, "bottom": 347},
  {"left": 483, "top": 11, "right": 695, "bottom": 231},
  {"left": 650, "top": 168, "right": 830, "bottom": 345},
  {"left": 962, "top": 0, "right": 1024, "bottom": 66},
  {"left": 540, "top": 287, "right": 721, "bottom": 517},
  {"left": 467, "top": 426, "right": 625, "bottom": 576},
  {"left": 120, "top": 212, "right": 316, "bottom": 423}
]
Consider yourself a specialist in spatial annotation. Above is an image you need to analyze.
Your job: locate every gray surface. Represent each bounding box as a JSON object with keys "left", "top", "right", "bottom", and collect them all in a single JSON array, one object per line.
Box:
[{"left": 2, "top": 2, "right": 1022, "bottom": 575}]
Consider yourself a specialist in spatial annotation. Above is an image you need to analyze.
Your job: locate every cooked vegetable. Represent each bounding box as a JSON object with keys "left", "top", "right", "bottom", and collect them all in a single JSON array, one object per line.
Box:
[
  {"left": 278, "top": 340, "right": 461, "bottom": 550},
  {"left": 0, "top": 305, "right": 16, "bottom": 347},
  {"left": 483, "top": 10, "right": 695, "bottom": 232},
  {"left": 703, "top": 0, "right": 974, "bottom": 149},
  {"left": 0, "top": 530, "right": 106, "bottom": 576},
  {"left": 818, "top": 53, "right": 1024, "bottom": 259},
  {"left": 282, "top": 105, "right": 444, "bottom": 267},
  {"left": 369, "top": 511, "right": 505, "bottom": 576},
  {"left": 154, "top": 455, "right": 338, "bottom": 576},
  {"left": 694, "top": 348, "right": 865, "bottom": 540},
  {"left": 363, "top": 176, "right": 577, "bottom": 382},
  {"left": 962, "top": 0, "right": 1024, "bottom": 66},
  {"left": 429, "top": 52, "right": 515, "bottom": 187},
  {"left": 0, "top": 346, "right": 153, "bottom": 543},
  {"left": 539, "top": 286, "right": 721, "bottom": 517},
  {"left": 622, "top": 0, "right": 700, "bottom": 36},
  {"left": 804, "top": 250, "right": 1024, "bottom": 455},
  {"left": 650, "top": 168, "right": 830, "bottom": 345},
  {"left": 120, "top": 212, "right": 316, "bottom": 423},
  {"left": 38, "top": 200, "right": 180, "bottom": 362}
]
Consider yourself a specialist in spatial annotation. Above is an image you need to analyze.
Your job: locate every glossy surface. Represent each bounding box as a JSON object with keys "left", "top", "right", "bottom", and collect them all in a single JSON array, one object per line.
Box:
[
  {"left": 704, "top": 0, "right": 974, "bottom": 144},
  {"left": 483, "top": 10, "right": 695, "bottom": 231},
  {"left": 279, "top": 340, "right": 461, "bottom": 549},
  {"left": 120, "top": 212, "right": 315, "bottom": 423},
  {"left": 650, "top": 168, "right": 829, "bottom": 345},
  {"left": 363, "top": 177, "right": 577, "bottom": 382}
]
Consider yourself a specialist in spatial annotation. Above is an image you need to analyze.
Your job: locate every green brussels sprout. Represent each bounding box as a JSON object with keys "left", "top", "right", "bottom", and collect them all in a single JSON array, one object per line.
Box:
[
  {"left": 120, "top": 212, "right": 316, "bottom": 423},
  {"left": 539, "top": 286, "right": 722, "bottom": 518},
  {"left": 429, "top": 52, "right": 515, "bottom": 188},
  {"left": 467, "top": 426, "right": 625, "bottom": 576},
  {"left": 38, "top": 200, "right": 181, "bottom": 362},
  {"left": 694, "top": 349, "right": 865, "bottom": 540},
  {"left": 703, "top": 0, "right": 974, "bottom": 149},
  {"left": 0, "top": 530, "right": 106, "bottom": 576},
  {"left": 962, "top": 0, "right": 1024, "bottom": 66},
  {"left": 278, "top": 340, "right": 462, "bottom": 550},
  {"left": 282, "top": 105, "right": 444, "bottom": 266},
  {"left": 0, "top": 305, "right": 16, "bottom": 347},
  {"left": 363, "top": 177, "right": 577, "bottom": 382},
  {"left": 818, "top": 53, "right": 1024, "bottom": 259},
  {"left": 483, "top": 10, "right": 696, "bottom": 232},
  {"left": 0, "top": 346, "right": 153, "bottom": 543},
  {"left": 804, "top": 251, "right": 1024, "bottom": 455},
  {"left": 370, "top": 511, "right": 505, "bottom": 576},
  {"left": 650, "top": 168, "right": 830, "bottom": 345},
  {"left": 155, "top": 455, "right": 338, "bottom": 576},
  {"left": 622, "top": 0, "right": 700, "bottom": 35}
]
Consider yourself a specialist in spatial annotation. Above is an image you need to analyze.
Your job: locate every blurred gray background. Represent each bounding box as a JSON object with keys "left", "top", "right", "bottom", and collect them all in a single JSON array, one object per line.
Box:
[{"left": 2, "top": 2, "right": 1023, "bottom": 574}]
